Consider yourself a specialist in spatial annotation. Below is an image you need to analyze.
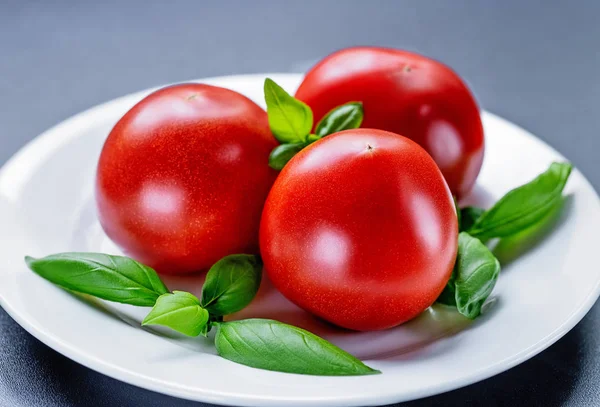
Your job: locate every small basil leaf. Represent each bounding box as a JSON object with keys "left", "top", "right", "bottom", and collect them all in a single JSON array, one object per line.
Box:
[
  {"left": 460, "top": 206, "right": 485, "bottom": 232},
  {"left": 142, "top": 291, "right": 209, "bottom": 336},
  {"left": 214, "top": 319, "right": 380, "bottom": 376},
  {"left": 468, "top": 162, "right": 572, "bottom": 240},
  {"left": 25, "top": 253, "right": 168, "bottom": 306},
  {"left": 200, "top": 254, "right": 262, "bottom": 316},
  {"left": 269, "top": 143, "right": 306, "bottom": 170},
  {"left": 454, "top": 232, "right": 501, "bottom": 319},
  {"left": 315, "top": 102, "right": 364, "bottom": 137},
  {"left": 264, "top": 78, "right": 313, "bottom": 143}
]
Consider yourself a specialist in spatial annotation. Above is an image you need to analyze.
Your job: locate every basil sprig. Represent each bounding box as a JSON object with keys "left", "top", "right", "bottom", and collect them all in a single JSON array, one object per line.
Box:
[
  {"left": 444, "top": 162, "right": 573, "bottom": 318},
  {"left": 264, "top": 78, "right": 364, "bottom": 170},
  {"left": 25, "top": 253, "right": 168, "bottom": 306},
  {"left": 25, "top": 252, "right": 378, "bottom": 376},
  {"left": 215, "top": 319, "right": 379, "bottom": 376},
  {"left": 467, "top": 162, "right": 572, "bottom": 240}
]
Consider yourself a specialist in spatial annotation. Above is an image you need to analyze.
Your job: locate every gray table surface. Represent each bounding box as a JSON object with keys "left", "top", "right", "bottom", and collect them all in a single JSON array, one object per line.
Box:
[{"left": 1, "top": 1, "right": 599, "bottom": 406}]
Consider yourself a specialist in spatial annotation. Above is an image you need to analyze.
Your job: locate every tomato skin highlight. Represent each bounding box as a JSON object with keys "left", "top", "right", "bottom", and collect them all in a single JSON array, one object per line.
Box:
[
  {"left": 295, "top": 46, "right": 484, "bottom": 197},
  {"left": 260, "top": 129, "right": 458, "bottom": 331},
  {"left": 96, "top": 83, "right": 278, "bottom": 274}
]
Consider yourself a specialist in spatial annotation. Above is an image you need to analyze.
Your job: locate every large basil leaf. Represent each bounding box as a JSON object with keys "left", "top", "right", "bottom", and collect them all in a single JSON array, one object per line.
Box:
[
  {"left": 468, "top": 162, "right": 572, "bottom": 240},
  {"left": 215, "top": 319, "right": 379, "bottom": 376},
  {"left": 25, "top": 253, "right": 168, "bottom": 306}
]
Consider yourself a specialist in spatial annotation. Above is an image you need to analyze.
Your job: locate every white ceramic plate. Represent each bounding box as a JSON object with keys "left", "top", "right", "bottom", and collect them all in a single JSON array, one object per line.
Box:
[{"left": 0, "top": 74, "right": 599, "bottom": 407}]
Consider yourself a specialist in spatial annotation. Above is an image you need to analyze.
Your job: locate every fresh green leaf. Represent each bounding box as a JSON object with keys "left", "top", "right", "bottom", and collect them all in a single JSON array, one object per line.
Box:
[
  {"left": 460, "top": 206, "right": 485, "bottom": 232},
  {"left": 214, "top": 319, "right": 380, "bottom": 376},
  {"left": 200, "top": 254, "right": 262, "bottom": 316},
  {"left": 25, "top": 253, "right": 168, "bottom": 306},
  {"left": 468, "top": 162, "right": 572, "bottom": 240},
  {"left": 453, "top": 232, "right": 501, "bottom": 319},
  {"left": 142, "top": 291, "right": 209, "bottom": 336},
  {"left": 264, "top": 78, "right": 313, "bottom": 143},
  {"left": 269, "top": 142, "right": 306, "bottom": 170},
  {"left": 315, "top": 102, "right": 364, "bottom": 137}
]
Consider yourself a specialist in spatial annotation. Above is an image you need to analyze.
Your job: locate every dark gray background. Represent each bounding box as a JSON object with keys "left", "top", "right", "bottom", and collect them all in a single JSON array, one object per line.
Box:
[{"left": 1, "top": 1, "right": 598, "bottom": 406}]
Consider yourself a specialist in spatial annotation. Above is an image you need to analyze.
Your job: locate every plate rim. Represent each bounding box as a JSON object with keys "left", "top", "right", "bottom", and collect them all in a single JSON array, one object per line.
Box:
[{"left": 1, "top": 73, "right": 599, "bottom": 407}]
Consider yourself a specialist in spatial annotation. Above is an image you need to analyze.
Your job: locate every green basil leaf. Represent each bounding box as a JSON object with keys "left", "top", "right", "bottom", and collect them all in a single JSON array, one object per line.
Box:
[
  {"left": 214, "top": 319, "right": 380, "bottom": 376},
  {"left": 268, "top": 142, "right": 306, "bottom": 170},
  {"left": 459, "top": 206, "right": 485, "bottom": 232},
  {"left": 453, "top": 232, "right": 501, "bottom": 319},
  {"left": 200, "top": 254, "right": 262, "bottom": 316},
  {"left": 142, "top": 291, "right": 209, "bottom": 336},
  {"left": 315, "top": 102, "right": 364, "bottom": 137},
  {"left": 468, "top": 162, "right": 572, "bottom": 240},
  {"left": 25, "top": 253, "right": 168, "bottom": 306},
  {"left": 264, "top": 78, "right": 313, "bottom": 143}
]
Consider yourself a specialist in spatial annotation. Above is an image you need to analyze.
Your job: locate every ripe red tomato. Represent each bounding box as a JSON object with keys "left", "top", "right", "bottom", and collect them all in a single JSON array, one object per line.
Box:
[
  {"left": 260, "top": 129, "right": 458, "bottom": 331},
  {"left": 295, "top": 46, "right": 484, "bottom": 198},
  {"left": 96, "top": 84, "right": 277, "bottom": 274}
]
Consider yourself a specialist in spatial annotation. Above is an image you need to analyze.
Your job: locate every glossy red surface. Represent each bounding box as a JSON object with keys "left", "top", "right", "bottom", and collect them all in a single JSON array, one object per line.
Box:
[
  {"left": 96, "top": 84, "right": 277, "bottom": 274},
  {"left": 260, "top": 129, "right": 458, "bottom": 331},
  {"left": 295, "top": 46, "right": 485, "bottom": 197}
]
